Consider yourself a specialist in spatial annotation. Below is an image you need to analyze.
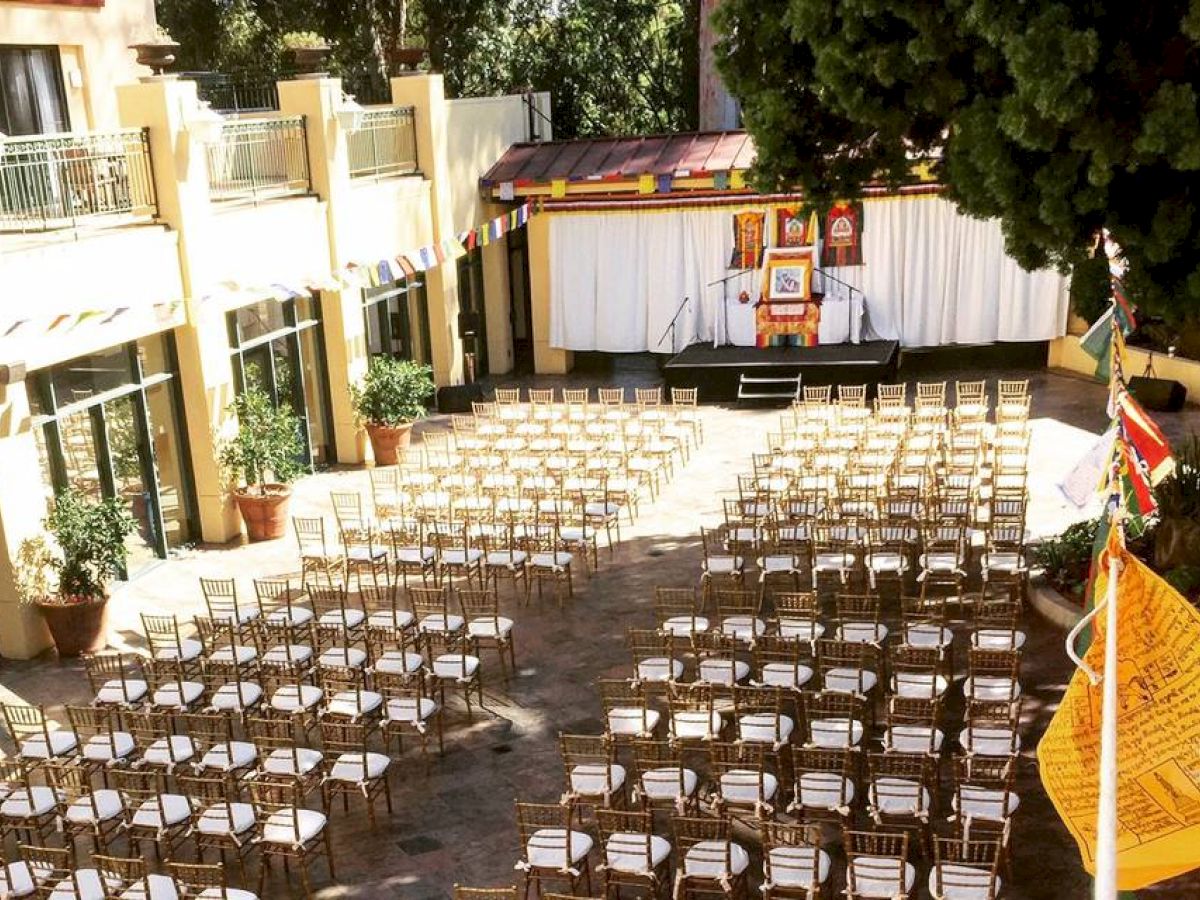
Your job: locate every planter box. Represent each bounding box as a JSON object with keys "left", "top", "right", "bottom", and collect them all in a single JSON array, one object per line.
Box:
[{"left": 1030, "top": 577, "right": 1084, "bottom": 629}]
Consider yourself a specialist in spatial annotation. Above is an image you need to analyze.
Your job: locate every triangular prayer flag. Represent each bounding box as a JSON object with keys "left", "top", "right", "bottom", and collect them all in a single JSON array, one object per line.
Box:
[
  {"left": 508, "top": 210, "right": 519, "bottom": 230},
  {"left": 516, "top": 203, "right": 530, "bottom": 226},
  {"left": 1118, "top": 392, "right": 1175, "bottom": 484},
  {"left": 713, "top": 171, "right": 730, "bottom": 191},
  {"left": 378, "top": 260, "right": 393, "bottom": 285},
  {"left": 69, "top": 310, "right": 104, "bottom": 331},
  {"left": 638, "top": 174, "right": 655, "bottom": 195},
  {"left": 102, "top": 307, "right": 130, "bottom": 325},
  {"left": 4, "top": 320, "right": 27, "bottom": 337},
  {"left": 730, "top": 170, "right": 746, "bottom": 190},
  {"left": 418, "top": 246, "right": 436, "bottom": 270},
  {"left": 480, "top": 226, "right": 491, "bottom": 248},
  {"left": 551, "top": 179, "right": 567, "bottom": 199},
  {"left": 465, "top": 230, "right": 478, "bottom": 251},
  {"left": 48, "top": 314, "right": 70, "bottom": 332},
  {"left": 395, "top": 256, "right": 416, "bottom": 279},
  {"left": 656, "top": 174, "right": 672, "bottom": 194}
]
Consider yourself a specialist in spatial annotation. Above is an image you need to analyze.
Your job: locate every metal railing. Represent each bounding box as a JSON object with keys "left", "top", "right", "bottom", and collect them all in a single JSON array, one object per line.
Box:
[
  {"left": 206, "top": 115, "right": 312, "bottom": 203},
  {"left": 188, "top": 72, "right": 279, "bottom": 115},
  {"left": 0, "top": 129, "right": 157, "bottom": 233},
  {"left": 348, "top": 106, "right": 419, "bottom": 178}
]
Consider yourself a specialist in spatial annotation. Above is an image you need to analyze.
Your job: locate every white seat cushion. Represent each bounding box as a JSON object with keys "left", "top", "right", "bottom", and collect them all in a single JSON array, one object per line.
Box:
[
  {"left": 928, "top": 864, "right": 1002, "bottom": 900},
  {"left": 485, "top": 550, "right": 528, "bottom": 569},
  {"left": 982, "top": 551, "right": 1025, "bottom": 573},
  {"left": 131, "top": 793, "right": 192, "bottom": 828},
  {"left": 197, "top": 801, "right": 256, "bottom": 836},
  {"left": 1, "top": 786, "right": 61, "bottom": 818},
  {"left": 207, "top": 645, "right": 257, "bottom": 666},
  {"left": 569, "top": 763, "right": 625, "bottom": 797},
  {"left": 605, "top": 833, "right": 671, "bottom": 872},
  {"left": 82, "top": 731, "right": 135, "bottom": 762},
  {"left": 468, "top": 617, "right": 515, "bottom": 639},
  {"left": 394, "top": 546, "right": 436, "bottom": 565},
  {"left": 778, "top": 620, "right": 825, "bottom": 642},
  {"left": 318, "top": 609, "right": 366, "bottom": 630},
  {"left": 867, "top": 552, "right": 908, "bottom": 573},
  {"left": 197, "top": 889, "right": 257, "bottom": 900},
  {"left": 94, "top": 678, "right": 148, "bottom": 706},
  {"left": 760, "top": 555, "right": 801, "bottom": 573},
  {"left": 208, "top": 681, "right": 263, "bottom": 711},
  {"left": 758, "top": 663, "right": 814, "bottom": 690},
  {"left": 19, "top": 730, "right": 78, "bottom": 759},
  {"left": 869, "top": 776, "right": 931, "bottom": 815},
  {"left": 262, "top": 808, "right": 327, "bottom": 847},
  {"left": 640, "top": 767, "right": 698, "bottom": 800},
  {"left": 920, "top": 552, "right": 963, "bottom": 573},
  {"left": 697, "top": 659, "right": 749, "bottom": 685},
  {"left": 265, "top": 606, "right": 314, "bottom": 627},
  {"left": 671, "top": 710, "right": 724, "bottom": 740},
  {"left": 836, "top": 622, "right": 888, "bottom": 644},
  {"left": 823, "top": 667, "right": 878, "bottom": 695},
  {"left": 329, "top": 751, "right": 390, "bottom": 782},
  {"left": 432, "top": 654, "right": 481, "bottom": 680},
  {"left": 346, "top": 546, "right": 386, "bottom": 563},
  {"left": 141, "top": 735, "right": 197, "bottom": 767},
  {"left": 954, "top": 785, "right": 1020, "bottom": 822},
  {"left": 662, "top": 615, "right": 709, "bottom": 636},
  {"left": 892, "top": 672, "right": 949, "bottom": 699},
  {"left": 738, "top": 713, "right": 794, "bottom": 745},
  {"left": 65, "top": 789, "right": 124, "bottom": 824},
  {"left": 682, "top": 840, "right": 749, "bottom": 878},
  {"left": 607, "top": 708, "right": 660, "bottom": 737},
  {"left": 199, "top": 740, "right": 258, "bottom": 771},
  {"left": 531, "top": 551, "right": 573, "bottom": 569},
  {"left": 718, "top": 770, "right": 778, "bottom": 806},
  {"left": 48, "top": 869, "right": 120, "bottom": 900},
  {"left": 766, "top": 846, "right": 832, "bottom": 888},
  {"left": 972, "top": 629, "right": 1027, "bottom": 651},
  {"left": 270, "top": 684, "right": 324, "bottom": 713},
  {"left": 373, "top": 651, "right": 424, "bottom": 675},
  {"left": 264, "top": 747, "right": 324, "bottom": 776},
  {"left": 419, "top": 614, "right": 464, "bottom": 633},
  {"left": 154, "top": 639, "right": 202, "bottom": 663},
  {"left": 439, "top": 549, "right": 483, "bottom": 565},
  {"left": 585, "top": 502, "right": 620, "bottom": 518},
  {"left": 0, "top": 860, "right": 45, "bottom": 898},
  {"left": 262, "top": 644, "right": 313, "bottom": 667},
  {"left": 385, "top": 696, "right": 439, "bottom": 725},
  {"left": 847, "top": 857, "right": 916, "bottom": 898},
  {"left": 326, "top": 690, "right": 384, "bottom": 718},
  {"left": 367, "top": 609, "right": 415, "bottom": 630},
  {"left": 317, "top": 647, "right": 368, "bottom": 669},
  {"left": 960, "top": 726, "right": 1020, "bottom": 757},
  {"left": 884, "top": 725, "right": 945, "bottom": 754},
  {"left": 719, "top": 616, "right": 765, "bottom": 641},
  {"left": 808, "top": 717, "right": 864, "bottom": 749},
  {"left": 812, "top": 552, "right": 855, "bottom": 571},
  {"left": 796, "top": 772, "right": 854, "bottom": 810},
  {"left": 526, "top": 828, "right": 593, "bottom": 869},
  {"left": 703, "top": 557, "right": 743, "bottom": 575},
  {"left": 905, "top": 623, "right": 953, "bottom": 649},
  {"left": 636, "top": 657, "right": 683, "bottom": 682},
  {"left": 964, "top": 676, "right": 1021, "bottom": 702},
  {"left": 151, "top": 680, "right": 205, "bottom": 710}
]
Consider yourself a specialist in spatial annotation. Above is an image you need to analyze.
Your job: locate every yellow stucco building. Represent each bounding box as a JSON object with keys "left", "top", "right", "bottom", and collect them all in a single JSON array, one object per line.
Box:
[{"left": 0, "top": 0, "right": 547, "bottom": 657}]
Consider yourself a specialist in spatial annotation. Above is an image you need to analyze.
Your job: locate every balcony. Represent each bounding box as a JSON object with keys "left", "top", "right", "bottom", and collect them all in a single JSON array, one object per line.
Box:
[
  {"left": 348, "top": 106, "right": 419, "bottom": 178},
  {"left": 206, "top": 115, "right": 312, "bottom": 204},
  {"left": 0, "top": 129, "right": 158, "bottom": 234}
]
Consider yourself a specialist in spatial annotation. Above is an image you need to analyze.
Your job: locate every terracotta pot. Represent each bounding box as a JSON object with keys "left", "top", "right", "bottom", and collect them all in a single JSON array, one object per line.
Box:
[
  {"left": 38, "top": 595, "right": 109, "bottom": 657},
  {"left": 129, "top": 42, "right": 180, "bottom": 76},
  {"left": 234, "top": 484, "right": 292, "bottom": 542},
  {"left": 394, "top": 47, "right": 428, "bottom": 71},
  {"left": 288, "top": 45, "right": 331, "bottom": 75},
  {"left": 365, "top": 421, "right": 413, "bottom": 466}
]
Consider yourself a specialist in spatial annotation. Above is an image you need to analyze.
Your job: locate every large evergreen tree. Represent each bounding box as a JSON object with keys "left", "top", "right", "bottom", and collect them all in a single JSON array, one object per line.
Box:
[{"left": 714, "top": 0, "right": 1200, "bottom": 319}]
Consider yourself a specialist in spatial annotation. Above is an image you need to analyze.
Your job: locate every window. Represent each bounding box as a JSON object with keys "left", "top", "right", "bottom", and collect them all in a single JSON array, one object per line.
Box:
[
  {"left": 457, "top": 252, "right": 488, "bottom": 377},
  {"left": 363, "top": 277, "right": 432, "bottom": 365},
  {"left": 0, "top": 46, "right": 69, "bottom": 136}
]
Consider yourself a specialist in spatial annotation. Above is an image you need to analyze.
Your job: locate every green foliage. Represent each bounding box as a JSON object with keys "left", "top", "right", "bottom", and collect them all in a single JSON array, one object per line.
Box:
[
  {"left": 14, "top": 536, "right": 56, "bottom": 605},
  {"left": 43, "top": 489, "right": 136, "bottom": 602},
  {"left": 351, "top": 357, "right": 435, "bottom": 427},
  {"left": 1164, "top": 565, "right": 1200, "bottom": 598},
  {"left": 1069, "top": 253, "right": 1113, "bottom": 325},
  {"left": 155, "top": 0, "right": 699, "bottom": 138},
  {"left": 218, "top": 389, "right": 306, "bottom": 492},
  {"left": 714, "top": 1, "right": 1200, "bottom": 318},
  {"left": 1033, "top": 517, "right": 1100, "bottom": 600},
  {"left": 1155, "top": 435, "right": 1200, "bottom": 521},
  {"left": 280, "top": 30, "right": 328, "bottom": 49}
]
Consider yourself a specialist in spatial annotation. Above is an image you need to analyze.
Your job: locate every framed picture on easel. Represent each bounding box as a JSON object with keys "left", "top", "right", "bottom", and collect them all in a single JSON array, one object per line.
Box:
[{"left": 761, "top": 246, "right": 815, "bottom": 301}]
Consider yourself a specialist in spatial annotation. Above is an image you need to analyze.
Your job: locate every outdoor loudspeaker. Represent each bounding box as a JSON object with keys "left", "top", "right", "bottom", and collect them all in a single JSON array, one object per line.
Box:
[
  {"left": 437, "top": 384, "right": 485, "bottom": 414},
  {"left": 1128, "top": 376, "right": 1187, "bottom": 412},
  {"left": 458, "top": 311, "right": 480, "bottom": 337}
]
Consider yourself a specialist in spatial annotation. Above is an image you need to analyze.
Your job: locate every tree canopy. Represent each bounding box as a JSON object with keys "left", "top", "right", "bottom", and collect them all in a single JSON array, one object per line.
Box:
[
  {"left": 156, "top": 0, "right": 698, "bottom": 139},
  {"left": 714, "top": 0, "right": 1200, "bottom": 320}
]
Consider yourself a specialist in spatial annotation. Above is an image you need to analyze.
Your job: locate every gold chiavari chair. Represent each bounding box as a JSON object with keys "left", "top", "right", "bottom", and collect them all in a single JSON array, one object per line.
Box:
[
  {"left": 843, "top": 829, "right": 915, "bottom": 900},
  {"left": 293, "top": 517, "right": 345, "bottom": 588},
  {"left": 761, "top": 821, "right": 831, "bottom": 900},
  {"left": 248, "top": 776, "right": 335, "bottom": 899},
  {"left": 672, "top": 815, "right": 750, "bottom": 900},
  {"left": 514, "top": 800, "right": 594, "bottom": 898}
]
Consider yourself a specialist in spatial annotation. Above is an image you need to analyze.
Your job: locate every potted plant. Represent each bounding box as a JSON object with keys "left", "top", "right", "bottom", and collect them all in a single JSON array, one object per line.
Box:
[
  {"left": 219, "top": 389, "right": 306, "bottom": 541},
  {"left": 23, "top": 489, "right": 136, "bottom": 656},
  {"left": 129, "top": 25, "right": 181, "bottom": 76},
  {"left": 394, "top": 43, "right": 428, "bottom": 71},
  {"left": 351, "top": 357, "right": 436, "bottom": 466},
  {"left": 282, "top": 31, "right": 332, "bottom": 76}
]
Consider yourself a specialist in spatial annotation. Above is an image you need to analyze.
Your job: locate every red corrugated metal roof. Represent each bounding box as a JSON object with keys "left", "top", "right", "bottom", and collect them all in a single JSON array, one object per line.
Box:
[{"left": 480, "top": 131, "right": 756, "bottom": 187}]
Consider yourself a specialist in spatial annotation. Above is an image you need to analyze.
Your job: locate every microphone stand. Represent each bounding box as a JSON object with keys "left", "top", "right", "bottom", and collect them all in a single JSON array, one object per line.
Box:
[
  {"left": 656, "top": 296, "right": 691, "bottom": 354},
  {"left": 707, "top": 269, "right": 751, "bottom": 346}
]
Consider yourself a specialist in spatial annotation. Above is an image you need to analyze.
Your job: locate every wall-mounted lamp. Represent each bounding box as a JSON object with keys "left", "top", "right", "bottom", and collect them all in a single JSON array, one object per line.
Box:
[
  {"left": 336, "top": 95, "right": 366, "bottom": 133},
  {"left": 187, "top": 102, "right": 225, "bottom": 144}
]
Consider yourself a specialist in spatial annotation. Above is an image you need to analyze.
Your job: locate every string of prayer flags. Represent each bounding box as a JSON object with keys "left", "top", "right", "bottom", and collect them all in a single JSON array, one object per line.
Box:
[
  {"left": 550, "top": 179, "right": 567, "bottom": 199},
  {"left": 638, "top": 174, "right": 655, "bottom": 195},
  {"left": 656, "top": 174, "right": 672, "bottom": 194},
  {"left": 729, "top": 171, "right": 746, "bottom": 190},
  {"left": 713, "top": 171, "right": 730, "bottom": 191}
]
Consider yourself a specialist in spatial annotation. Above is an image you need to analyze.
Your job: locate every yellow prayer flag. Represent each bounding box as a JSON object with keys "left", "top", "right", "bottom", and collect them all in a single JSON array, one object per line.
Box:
[
  {"left": 638, "top": 174, "right": 655, "bottom": 195},
  {"left": 1038, "top": 538, "right": 1200, "bottom": 890},
  {"left": 551, "top": 179, "right": 567, "bottom": 199},
  {"left": 730, "top": 170, "right": 746, "bottom": 190}
]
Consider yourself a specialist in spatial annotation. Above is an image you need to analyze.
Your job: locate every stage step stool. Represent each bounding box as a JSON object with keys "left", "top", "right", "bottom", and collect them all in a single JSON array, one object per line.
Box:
[{"left": 737, "top": 373, "right": 802, "bottom": 403}]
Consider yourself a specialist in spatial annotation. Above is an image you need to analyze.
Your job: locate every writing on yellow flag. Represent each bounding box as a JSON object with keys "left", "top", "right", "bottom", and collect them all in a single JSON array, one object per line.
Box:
[{"left": 1038, "top": 543, "right": 1200, "bottom": 890}]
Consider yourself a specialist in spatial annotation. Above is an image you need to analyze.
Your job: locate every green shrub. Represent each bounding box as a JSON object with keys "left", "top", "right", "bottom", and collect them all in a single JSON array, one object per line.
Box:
[
  {"left": 1033, "top": 517, "right": 1101, "bottom": 601},
  {"left": 218, "top": 389, "right": 306, "bottom": 493},
  {"left": 350, "top": 357, "right": 435, "bottom": 427},
  {"left": 43, "top": 488, "right": 136, "bottom": 602}
]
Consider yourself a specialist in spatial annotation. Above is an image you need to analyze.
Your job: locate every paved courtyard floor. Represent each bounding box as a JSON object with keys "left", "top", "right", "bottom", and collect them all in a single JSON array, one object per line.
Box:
[{"left": 2, "top": 364, "right": 1198, "bottom": 898}]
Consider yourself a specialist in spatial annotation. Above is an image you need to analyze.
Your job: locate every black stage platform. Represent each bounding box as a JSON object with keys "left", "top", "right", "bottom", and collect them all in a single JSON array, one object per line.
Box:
[{"left": 664, "top": 341, "right": 900, "bottom": 402}]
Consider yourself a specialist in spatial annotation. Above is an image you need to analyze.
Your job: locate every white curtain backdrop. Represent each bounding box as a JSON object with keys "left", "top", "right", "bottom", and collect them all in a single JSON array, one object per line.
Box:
[{"left": 548, "top": 195, "right": 1070, "bottom": 352}]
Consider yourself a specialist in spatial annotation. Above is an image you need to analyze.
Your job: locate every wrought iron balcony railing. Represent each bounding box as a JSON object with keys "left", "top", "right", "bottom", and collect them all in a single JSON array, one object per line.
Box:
[
  {"left": 206, "top": 115, "right": 312, "bottom": 204},
  {"left": 348, "top": 106, "right": 419, "bottom": 179}
]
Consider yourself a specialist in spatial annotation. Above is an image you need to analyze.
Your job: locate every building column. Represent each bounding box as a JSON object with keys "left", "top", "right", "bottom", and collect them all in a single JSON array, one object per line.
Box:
[
  {"left": 390, "top": 74, "right": 464, "bottom": 386},
  {"left": 482, "top": 205, "right": 514, "bottom": 375},
  {"left": 527, "top": 211, "right": 573, "bottom": 374},
  {"left": 0, "top": 380, "right": 55, "bottom": 658},
  {"left": 278, "top": 77, "right": 368, "bottom": 464},
  {"left": 116, "top": 79, "right": 240, "bottom": 542}
]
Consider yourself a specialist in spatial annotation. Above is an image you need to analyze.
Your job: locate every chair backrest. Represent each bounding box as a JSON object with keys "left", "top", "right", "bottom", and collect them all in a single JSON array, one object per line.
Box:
[
  {"left": 453, "top": 888, "right": 519, "bottom": 900},
  {"left": 596, "top": 808, "right": 658, "bottom": 870},
  {"left": 844, "top": 829, "right": 910, "bottom": 897},
  {"left": 931, "top": 837, "right": 1002, "bottom": 900},
  {"left": 597, "top": 387, "right": 625, "bottom": 406},
  {"left": 141, "top": 613, "right": 189, "bottom": 656},
  {"left": 200, "top": 577, "right": 250, "bottom": 625},
  {"left": 293, "top": 516, "right": 334, "bottom": 557},
  {"left": 253, "top": 576, "right": 303, "bottom": 608},
  {"left": 493, "top": 387, "right": 522, "bottom": 405},
  {"left": 875, "top": 383, "right": 906, "bottom": 406},
  {"left": 17, "top": 844, "right": 70, "bottom": 884},
  {"left": 1, "top": 703, "right": 50, "bottom": 745},
  {"left": 167, "top": 862, "right": 236, "bottom": 896},
  {"left": 837, "top": 384, "right": 867, "bottom": 407},
  {"left": 515, "top": 800, "right": 573, "bottom": 869},
  {"left": 670, "top": 815, "right": 732, "bottom": 856},
  {"left": 670, "top": 387, "right": 698, "bottom": 407},
  {"left": 247, "top": 777, "right": 305, "bottom": 836},
  {"left": 83, "top": 651, "right": 143, "bottom": 695}
]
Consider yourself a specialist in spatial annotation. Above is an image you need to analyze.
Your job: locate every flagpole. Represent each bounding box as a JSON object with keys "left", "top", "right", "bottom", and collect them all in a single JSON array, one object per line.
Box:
[{"left": 1094, "top": 548, "right": 1121, "bottom": 900}]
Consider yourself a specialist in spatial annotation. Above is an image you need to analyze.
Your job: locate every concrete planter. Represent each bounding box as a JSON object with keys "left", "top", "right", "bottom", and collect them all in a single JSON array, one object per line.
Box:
[{"left": 1030, "top": 577, "right": 1084, "bottom": 629}]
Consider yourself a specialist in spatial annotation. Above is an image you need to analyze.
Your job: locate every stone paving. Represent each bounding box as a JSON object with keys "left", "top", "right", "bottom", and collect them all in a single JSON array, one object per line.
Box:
[{"left": 1, "top": 363, "right": 1198, "bottom": 898}]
